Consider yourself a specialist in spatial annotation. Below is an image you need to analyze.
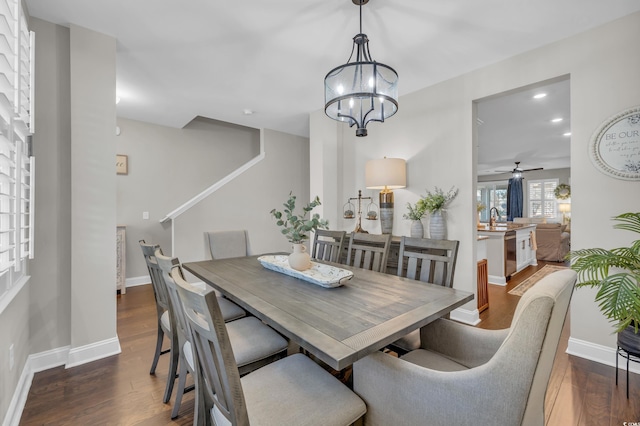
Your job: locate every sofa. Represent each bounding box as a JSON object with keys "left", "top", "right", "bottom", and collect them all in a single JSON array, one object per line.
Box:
[{"left": 513, "top": 218, "right": 570, "bottom": 262}]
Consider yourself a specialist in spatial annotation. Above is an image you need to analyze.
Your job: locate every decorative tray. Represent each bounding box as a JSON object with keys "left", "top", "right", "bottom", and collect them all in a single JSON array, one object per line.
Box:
[{"left": 257, "top": 255, "right": 353, "bottom": 288}]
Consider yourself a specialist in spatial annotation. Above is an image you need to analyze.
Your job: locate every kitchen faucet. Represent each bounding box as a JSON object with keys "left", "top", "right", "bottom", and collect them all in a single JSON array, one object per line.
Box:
[{"left": 489, "top": 207, "right": 500, "bottom": 227}]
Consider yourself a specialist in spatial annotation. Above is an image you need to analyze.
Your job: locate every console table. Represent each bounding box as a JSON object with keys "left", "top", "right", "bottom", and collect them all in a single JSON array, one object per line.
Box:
[{"left": 116, "top": 225, "right": 126, "bottom": 294}]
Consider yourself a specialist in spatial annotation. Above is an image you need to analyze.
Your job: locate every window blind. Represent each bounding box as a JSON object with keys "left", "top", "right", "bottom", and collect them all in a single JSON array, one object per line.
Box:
[{"left": 0, "top": 0, "right": 33, "bottom": 301}]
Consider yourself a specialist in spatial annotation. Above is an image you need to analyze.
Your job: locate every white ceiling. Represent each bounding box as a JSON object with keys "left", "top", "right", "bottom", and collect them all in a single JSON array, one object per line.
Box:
[
  {"left": 477, "top": 77, "right": 571, "bottom": 176},
  {"left": 25, "top": 0, "right": 640, "bottom": 171}
]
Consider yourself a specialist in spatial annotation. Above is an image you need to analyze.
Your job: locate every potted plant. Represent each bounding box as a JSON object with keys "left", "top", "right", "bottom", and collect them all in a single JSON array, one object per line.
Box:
[
  {"left": 403, "top": 199, "right": 427, "bottom": 238},
  {"left": 477, "top": 201, "right": 486, "bottom": 226},
  {"left": 422, "top": 186, "right": 458, "bottom": 239},
  {"left": 270, "top": 192, "right": 329, "bottom": 271},
  {"left": 567, "top": 212, "right": 640, "bottom": 355}
]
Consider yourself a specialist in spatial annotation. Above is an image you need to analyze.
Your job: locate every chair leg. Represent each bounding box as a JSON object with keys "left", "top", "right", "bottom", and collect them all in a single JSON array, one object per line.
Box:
[
  {"left": 172, "top": 357, "right": 188, "bottom": 419},
  {"left": 616, "top": 347, "right": 619, "bottom": 386},
  {"left": 150, "top": 323, "right": 164, "bottom": 375},
  {"left": 626, "top": 352, "right": 630, "bottom": 399},
  {"left": 163, "top": 336, "right": 179, "bottom": 403}
]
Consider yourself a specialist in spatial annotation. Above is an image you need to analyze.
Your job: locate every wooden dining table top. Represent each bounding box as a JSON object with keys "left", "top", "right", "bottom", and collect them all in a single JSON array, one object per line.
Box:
[{"left": 183, "top": 254, "right": 474, "bottom": 371}]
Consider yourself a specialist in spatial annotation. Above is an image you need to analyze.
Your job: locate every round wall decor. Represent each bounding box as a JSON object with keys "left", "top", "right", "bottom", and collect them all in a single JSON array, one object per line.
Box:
[
  {"left": 589, "top": 106, "right": 640, "bottom": 180},
  {"left": 554, "top": 183, "right": 571, "bottom": 200}
]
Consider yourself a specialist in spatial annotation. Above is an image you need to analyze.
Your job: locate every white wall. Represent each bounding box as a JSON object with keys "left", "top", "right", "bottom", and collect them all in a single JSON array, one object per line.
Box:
[
  {"left": 310, "top": 12, "right": 640, "bottom": 354},
  {"left": 174, "top": 129, "right": 310, "bottom": 264},
  {"left": 116, "top": 117, "right": 260, "bottom": 279}
]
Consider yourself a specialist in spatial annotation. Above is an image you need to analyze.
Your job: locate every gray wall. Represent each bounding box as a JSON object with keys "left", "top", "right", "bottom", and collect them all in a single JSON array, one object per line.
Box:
[
  {"left": 310, "top": 12, "right": 640, "bottom": 352},
  {"left": 115, "top": 117, "right": 260, "bottom": 279},
  {"left": 0, "top": 18, "right": 72, "bottom": 421},
  {"left": 174, "top": 128, "right": 310, "bottom": 264},
  {"left": 69, "top": 24, "right": 117, "bottom": 350},
  {"left": 29, "top": 19, "right": 72, "bottom": 354}
]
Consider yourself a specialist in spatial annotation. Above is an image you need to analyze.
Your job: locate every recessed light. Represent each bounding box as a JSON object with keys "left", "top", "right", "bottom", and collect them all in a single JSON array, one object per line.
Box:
[
  {"left": 533, "top": 93, "right": 547, "bottom": 99},
  {"left": 243, "top": 109, "right": 254, "bottom": 115},
  {"left": 551, "top": 118, "right": 563, "bottom": 123},
  {"left": 116, "top": 96, "right": 121, "bottom": 104},
  {"left": 563, "top": 132, "right": 572, "bottom": 137}
]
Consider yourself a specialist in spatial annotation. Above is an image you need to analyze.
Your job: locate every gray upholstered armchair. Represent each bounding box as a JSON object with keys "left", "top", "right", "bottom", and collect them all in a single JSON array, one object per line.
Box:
[{"left": 353, "top": 269, "right": 576, "bottom": 426}]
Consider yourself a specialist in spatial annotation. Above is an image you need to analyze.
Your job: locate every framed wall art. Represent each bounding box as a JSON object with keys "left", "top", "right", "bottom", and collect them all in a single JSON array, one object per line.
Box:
[
  {"left": 116, "top": 154, "right": 128, "bottom": 175},
  {"left": 589, "top": 106, "right": 640, "bottom": 181}
]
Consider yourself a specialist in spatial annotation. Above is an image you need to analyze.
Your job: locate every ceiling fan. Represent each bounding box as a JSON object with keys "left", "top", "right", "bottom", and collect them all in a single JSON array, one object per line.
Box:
[{"left": 496, "top": 161, "right": 543, "bottom": 178}]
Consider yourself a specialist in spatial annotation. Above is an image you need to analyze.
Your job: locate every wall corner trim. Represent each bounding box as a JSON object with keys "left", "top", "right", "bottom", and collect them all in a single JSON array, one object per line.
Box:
[
  {"left": 3, "top": 346, "right": 70, "bottom": 426},
  {"left": 449, "top": 307, "right": 481, "bottom": 326},
  {"left": 567, "top": 336, "right": 640, "bottom": 374},
  {"left": 65, "top": 336, "right": 121, "bottom": 369}
]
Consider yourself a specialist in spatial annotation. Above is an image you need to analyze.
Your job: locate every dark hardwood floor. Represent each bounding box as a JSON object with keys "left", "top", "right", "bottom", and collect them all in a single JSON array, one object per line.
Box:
[{"left": 19, "top": 261, "right": 640, "bottom": 425}]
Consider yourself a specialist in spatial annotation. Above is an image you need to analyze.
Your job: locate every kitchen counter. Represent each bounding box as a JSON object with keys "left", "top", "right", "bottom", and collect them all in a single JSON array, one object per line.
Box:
[{"left": 478, "top": 224, "right": 537, "bottom": 285}]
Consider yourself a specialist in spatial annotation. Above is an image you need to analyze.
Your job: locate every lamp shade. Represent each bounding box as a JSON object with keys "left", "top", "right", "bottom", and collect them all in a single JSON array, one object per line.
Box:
[
  {"left": 365, "top": 158, "right": 406, "bottom": 189},
  {"left": 558, "top": 203, "right": 571, "bottom": 213}
]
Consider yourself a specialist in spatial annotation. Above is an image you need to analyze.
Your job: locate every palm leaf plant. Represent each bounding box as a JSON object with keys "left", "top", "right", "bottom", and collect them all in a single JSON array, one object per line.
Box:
[{"left": 567, "top": 212, "right": 640, "bottom": 333}]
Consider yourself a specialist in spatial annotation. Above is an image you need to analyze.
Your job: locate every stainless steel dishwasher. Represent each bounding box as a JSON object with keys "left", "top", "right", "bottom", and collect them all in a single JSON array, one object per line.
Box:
[{"left": 504, "top": 230, "right": 517, "bottom": 279}]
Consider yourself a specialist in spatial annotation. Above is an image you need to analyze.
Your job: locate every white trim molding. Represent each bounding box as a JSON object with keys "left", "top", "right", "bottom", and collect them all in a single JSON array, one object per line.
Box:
[
  {"left": 3, "top": 346, "right": 70, "bottom": 426},
  {"left": 65, "top": 336, "right": 121, "bottom": 369},
  {"left": 125, "top": 275, "right": 150, "bottom": 288},
  {"left": 567, "top": 337, "right": 640, "bottom": 375},
  {"left": 450, "top": 307, "right": 481, "bottom": 326},
  {"left": 0, "top": 276, "right": 30, "bottom": 316}
]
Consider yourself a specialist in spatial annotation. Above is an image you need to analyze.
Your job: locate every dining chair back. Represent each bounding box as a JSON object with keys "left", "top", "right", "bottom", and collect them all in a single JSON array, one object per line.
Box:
[
  {"left": 346, "top": 232, "right": 392, "bottom": 272},
  {"left": 311, "top": 230, "right": 347, "bottom": 263},
  {"left": 175, "top": 272, "right": 367, "bottom": 426},
  {"left": 155, "top": 252, "right": 201, "bottom": 421},
  {"left": 139, "top": 240, "right": 179, "bottom": 404},
  {"left": 397, "top": 237, "right": 459, "bottom": 287},
  {"left": 354, "top": 269, "right": 577, "bottom": 426},
  {"left": 156, "top": 251, "right": 287, "bottom": 421},
  {"left": 204, "top": 229, "right": 251, "bottom": 260},
  {"left": 389, "top": 237, "right": 460, "bottom": 354}
]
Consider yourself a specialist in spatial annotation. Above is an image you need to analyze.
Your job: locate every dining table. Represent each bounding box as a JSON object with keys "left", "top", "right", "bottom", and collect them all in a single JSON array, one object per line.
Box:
[{"left": 183, "top": 254, "right": 474, "bottom": 371}]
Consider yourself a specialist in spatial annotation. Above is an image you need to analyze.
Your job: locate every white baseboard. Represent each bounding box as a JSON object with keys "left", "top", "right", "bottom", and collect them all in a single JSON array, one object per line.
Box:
[
  {"left": 66, "top": 336, "right": 121, "bottom": 369},
  {"left": 567, "top": 337, "right": 640, "bottom": 375},
  {"left": 125, "top": 275, "right": 150, "bottom": 288},
  {"left": 450, "top": 307, "right": 480, "bottom": 326},
  {"left": 3, "top": 346, "right": 70, "bottom": 426},
  {"left": 488, "top": 275, "right": 507, "bottom": 286}
]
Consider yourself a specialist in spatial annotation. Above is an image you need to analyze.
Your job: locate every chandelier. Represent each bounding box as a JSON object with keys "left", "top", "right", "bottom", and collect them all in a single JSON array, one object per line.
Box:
[{"left": 324, "top": 0, "right": 398, "bottom": 137}]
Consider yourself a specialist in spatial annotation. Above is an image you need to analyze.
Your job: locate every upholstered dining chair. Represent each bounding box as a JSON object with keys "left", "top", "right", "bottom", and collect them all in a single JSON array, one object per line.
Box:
[
  {"left": 346, "top": 232, "right": 392, "bottom": 273},
  {"left": 139, "top": 241, "right": 246, "bottom": 404},
  {"left": 311, "top": 229, "right": 347, "bottom": 263},
  {"left": 353, "top": 269, "right": 577, "bottom": 426},
  {"left": 390, "top": 237, "right": 460, "bottom": 354},
  {"left": 204, "top": 229, "right": 251, "bottom": 260},
  {"left": 173, "top": 268, "right": 367, "bottom": 426},
  {"left": 155, "top": 252, "right": 289, "bottom": 421}
]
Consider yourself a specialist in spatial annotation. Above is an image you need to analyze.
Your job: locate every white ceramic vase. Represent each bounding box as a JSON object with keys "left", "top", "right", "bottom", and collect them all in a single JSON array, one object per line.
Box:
[
  {"left": 410, "top": 220, "right": 424, "bottom": 238},
  {"left": 289, "top": 243, "right": 311, "bottom": 271},
  {"left": 429, "top": 210, "right": 446, "bottom": 239}
]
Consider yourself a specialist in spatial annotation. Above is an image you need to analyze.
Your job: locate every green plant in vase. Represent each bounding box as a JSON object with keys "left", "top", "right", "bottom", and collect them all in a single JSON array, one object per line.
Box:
[
  {"left": 422, "top": 186, "right": 458, "bottom": 239},
  {"left": 404, "top": 199, "right": 428, "bottom": 238},
  {"left": 270, "top": 192, "right": 328, "bottom": 270},
  {"left": 422, "top": 186, "right": 459, "bottom": 213},
  {"left": 567, "top": 212, "right": 640, "bottom": 333},
  {"left": 567, "top": 212, "right": 640, "bottom": 362}
]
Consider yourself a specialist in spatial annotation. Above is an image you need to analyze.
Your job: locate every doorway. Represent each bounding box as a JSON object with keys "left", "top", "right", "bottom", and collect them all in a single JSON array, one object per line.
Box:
[{"left": 475, "top": 75, "right": 571, "bottom": 224}]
